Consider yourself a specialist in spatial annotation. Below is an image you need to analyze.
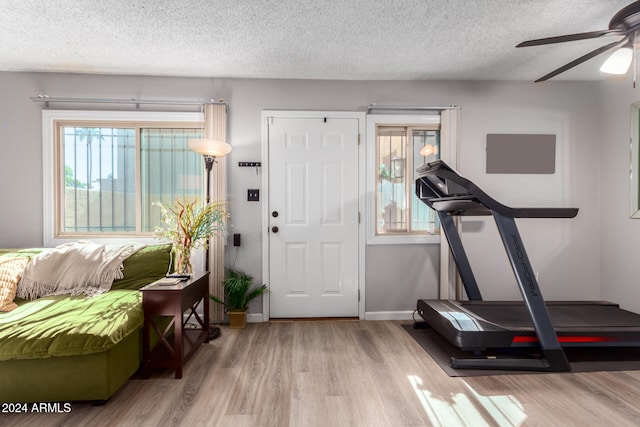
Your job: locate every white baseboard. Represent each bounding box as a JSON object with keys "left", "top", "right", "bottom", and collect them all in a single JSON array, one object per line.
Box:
[
  {"left": 240, "top": 311, "right": 415, "bottom": 322},
  {"left": 247, "top": 313, "right": 263, "bottom": 323},
  {"left": 209, "top": 313, "right": 265, "bottom": 324},
  {"left": 364, "top": 311, "right": 415, "bottom": 321}
]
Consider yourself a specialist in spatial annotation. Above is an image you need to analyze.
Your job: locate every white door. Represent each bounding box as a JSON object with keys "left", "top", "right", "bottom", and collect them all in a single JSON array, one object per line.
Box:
[{"left": 268, "top": 116, "right": 360, "bottom": 318}]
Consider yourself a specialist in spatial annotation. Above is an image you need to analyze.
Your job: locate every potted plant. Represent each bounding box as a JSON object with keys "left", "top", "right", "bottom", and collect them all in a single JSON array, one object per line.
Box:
[
  {"left": 210, "top": 269, "right": 268, "bottom": 328},
  {"left": 154, "top": 198, "right": 228, "bottom": 275}
]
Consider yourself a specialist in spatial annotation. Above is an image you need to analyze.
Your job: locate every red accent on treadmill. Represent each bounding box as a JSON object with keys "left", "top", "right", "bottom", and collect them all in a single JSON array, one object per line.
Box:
[{"left": 512, "top": 336, "right": 618, "bottom": 344}]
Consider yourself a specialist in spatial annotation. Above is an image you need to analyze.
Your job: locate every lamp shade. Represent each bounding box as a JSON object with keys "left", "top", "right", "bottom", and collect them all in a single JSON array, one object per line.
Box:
[
  {"left": 600, "top": 47, "right": 633, "bottom": 75},
  {"left": 188, "top": 138, "right": 232, "bottom": 157},
  {"left": 420, "top": 144, "right": 438, "bottom": 157}
]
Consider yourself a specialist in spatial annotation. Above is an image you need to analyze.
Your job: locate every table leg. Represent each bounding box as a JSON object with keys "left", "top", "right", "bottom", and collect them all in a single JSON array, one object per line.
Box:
[{"left": 174, "top": 301, "right": 183, "bottom": 379}]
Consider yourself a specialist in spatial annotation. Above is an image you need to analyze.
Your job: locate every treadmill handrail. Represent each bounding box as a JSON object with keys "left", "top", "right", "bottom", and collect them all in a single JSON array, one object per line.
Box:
[{"left": 416, "top": 160, "right": 578, "bottom": 219}]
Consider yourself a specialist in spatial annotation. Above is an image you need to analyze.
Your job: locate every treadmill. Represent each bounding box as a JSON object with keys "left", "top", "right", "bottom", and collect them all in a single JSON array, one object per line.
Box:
[{"left": 415, "top": 160, "right": 640, "bottom": 371}]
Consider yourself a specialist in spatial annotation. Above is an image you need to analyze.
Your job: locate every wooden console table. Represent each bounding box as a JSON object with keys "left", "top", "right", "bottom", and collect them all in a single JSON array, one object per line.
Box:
[{"left": 140, "top": 272, "right": 210, "bottom": 379}]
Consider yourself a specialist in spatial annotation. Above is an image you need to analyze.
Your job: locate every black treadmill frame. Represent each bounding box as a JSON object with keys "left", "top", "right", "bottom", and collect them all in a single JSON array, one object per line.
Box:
[{"left": 415, "top": 160, "right": 578, "bottom": 371}]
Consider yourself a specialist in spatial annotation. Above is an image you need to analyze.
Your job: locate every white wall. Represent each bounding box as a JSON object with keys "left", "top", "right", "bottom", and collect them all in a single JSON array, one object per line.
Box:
[
  {"left": 0, "top": 72, "right": 604, "bottom": 317},
  {"left": 456, "top": 82, "right": 602, "bottom": 301},
  {"left": 600, "top": 74, "right": 640, "bottom": 313}
]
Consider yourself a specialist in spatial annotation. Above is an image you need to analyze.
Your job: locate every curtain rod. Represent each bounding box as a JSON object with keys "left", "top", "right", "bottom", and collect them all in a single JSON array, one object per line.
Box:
[
  {"left": 367, "top": 104, "right": 460, "bottom": 112},
  {"left": 30, "top": 95, "right": 227, "bottom": 108}
]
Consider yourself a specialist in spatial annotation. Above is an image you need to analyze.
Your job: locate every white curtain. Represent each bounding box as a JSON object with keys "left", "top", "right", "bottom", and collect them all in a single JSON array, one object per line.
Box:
[
  {"left": 205, "top": 103, "right": 228, "bottom": 321},
  {"left": 439, "top": 107, "right": 461, "bottom": 300}
]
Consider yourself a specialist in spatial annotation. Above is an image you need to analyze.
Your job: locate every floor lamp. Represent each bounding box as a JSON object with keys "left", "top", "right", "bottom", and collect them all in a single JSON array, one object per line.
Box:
[{"left": 188, "top": 136, "right": 231, "bottom": 339}]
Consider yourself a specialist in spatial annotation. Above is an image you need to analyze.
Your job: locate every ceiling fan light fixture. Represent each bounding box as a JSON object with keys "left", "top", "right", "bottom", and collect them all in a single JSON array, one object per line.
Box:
[
  {"left": 600, "top": 46, "right": 634, "bottom": 74},
  {"left": 518, "top": 1, "right": 640, "bottom": 81}
]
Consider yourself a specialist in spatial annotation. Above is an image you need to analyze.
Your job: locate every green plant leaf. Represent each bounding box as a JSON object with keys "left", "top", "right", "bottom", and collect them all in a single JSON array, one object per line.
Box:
[{"left": 210, "top": 269, "right": 269, "bottom": 310}]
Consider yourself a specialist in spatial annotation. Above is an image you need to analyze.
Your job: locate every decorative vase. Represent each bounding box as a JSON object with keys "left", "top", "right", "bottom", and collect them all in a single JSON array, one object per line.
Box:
[
  {"left": 174, "top": 245, "right": 193, "bottom": 275},
  {"left": 227, "top": 309, "right": 248, "bottom": 329}
]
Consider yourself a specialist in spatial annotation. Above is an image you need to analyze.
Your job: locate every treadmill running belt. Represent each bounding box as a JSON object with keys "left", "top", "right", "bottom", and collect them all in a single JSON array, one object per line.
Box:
[{"left": 462, "top": 302, "right": 640, "bottom": 329}]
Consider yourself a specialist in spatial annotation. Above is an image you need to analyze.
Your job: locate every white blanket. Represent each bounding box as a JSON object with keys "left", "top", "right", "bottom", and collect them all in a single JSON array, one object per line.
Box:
[{"left": 17, "top": 241, "right": 145, "bottom": 299}]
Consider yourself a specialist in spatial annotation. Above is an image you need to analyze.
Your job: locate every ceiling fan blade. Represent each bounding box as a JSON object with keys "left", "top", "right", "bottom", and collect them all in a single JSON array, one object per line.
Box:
[
  {"left": 517, "top": 30, "right": 623, "bottom": 47},
  {"left": 535, "top": 39, "right": 627, "bottom": 82}
]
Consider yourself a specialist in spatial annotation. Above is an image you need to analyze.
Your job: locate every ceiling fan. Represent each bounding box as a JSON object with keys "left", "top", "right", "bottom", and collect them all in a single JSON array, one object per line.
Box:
[{"left": 517, "top": 1, "right": 640, "bottom": 82}]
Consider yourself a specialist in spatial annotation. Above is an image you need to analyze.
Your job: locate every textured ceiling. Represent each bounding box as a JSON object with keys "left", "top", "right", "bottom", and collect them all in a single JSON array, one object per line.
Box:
[{"left": 0, "top": 0, "right": 633, "bottom": 81}]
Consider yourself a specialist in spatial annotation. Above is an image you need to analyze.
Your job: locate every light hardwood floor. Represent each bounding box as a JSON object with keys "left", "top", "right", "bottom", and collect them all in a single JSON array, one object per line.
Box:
[{"left": 3, "top": 320, "right": 640, "bottom": 426}]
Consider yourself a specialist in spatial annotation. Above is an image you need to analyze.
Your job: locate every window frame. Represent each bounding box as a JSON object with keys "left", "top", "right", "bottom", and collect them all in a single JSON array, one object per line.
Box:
[
  {"left": 43, "top": 110, "right": 203, "bottom": 247},
  {"left": 366, "top": 113, "right": 443, "bottom": 245}
]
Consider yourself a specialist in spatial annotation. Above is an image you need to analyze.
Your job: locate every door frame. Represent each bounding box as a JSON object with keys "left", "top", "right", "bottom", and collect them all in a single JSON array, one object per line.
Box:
[{"left": 261, "top": 110, "right": 366, "bottom": 321}]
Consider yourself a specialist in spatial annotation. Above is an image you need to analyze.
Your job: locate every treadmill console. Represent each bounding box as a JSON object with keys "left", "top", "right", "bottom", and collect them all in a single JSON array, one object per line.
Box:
[
  {"left": 415, "top": 160, "right": 578, "bottom": 218},
  {"left": 416, "top": 161, "right": 469, "bottom": 198}
]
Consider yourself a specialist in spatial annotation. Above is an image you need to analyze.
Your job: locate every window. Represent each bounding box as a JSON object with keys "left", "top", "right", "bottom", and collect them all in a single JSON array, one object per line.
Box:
[
  {"left": 43, "top": 110, "right": 205, "bottom": 244},
  {"left": 367, "top": 112, "right": 457, "bottom": 244},
  {"left": 376, "top": 125, "right": 440, "bottom": 234}
]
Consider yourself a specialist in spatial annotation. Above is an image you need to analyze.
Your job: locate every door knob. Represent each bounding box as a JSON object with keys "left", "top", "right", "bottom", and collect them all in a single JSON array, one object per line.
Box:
[
  {"left": 271, "top": 226, "right": 279, "bottom": 233},
  {"left": 272, "top": 211, "right": 279, "bottom": 217}
]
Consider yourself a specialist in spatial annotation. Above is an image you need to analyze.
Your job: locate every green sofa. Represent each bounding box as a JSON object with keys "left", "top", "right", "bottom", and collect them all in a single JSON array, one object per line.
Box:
[{"left": 0, "top": 244, "right": 172, "bottom": 403}]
